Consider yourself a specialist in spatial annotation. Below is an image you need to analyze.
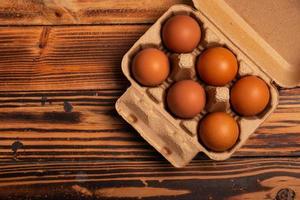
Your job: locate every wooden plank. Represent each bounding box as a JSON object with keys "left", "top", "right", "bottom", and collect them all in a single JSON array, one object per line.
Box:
[
  {"left": 0, "top": 25, "right": 145, "bottom": 91},
  {"left": 0, "top": 158, "right": 299, "bottom": 199},
  {"left": 0, "top": 88, "right": 299, "bottom": 161},
  {"left": 0, "top": 0, "right": 191, "bottom": 25}
]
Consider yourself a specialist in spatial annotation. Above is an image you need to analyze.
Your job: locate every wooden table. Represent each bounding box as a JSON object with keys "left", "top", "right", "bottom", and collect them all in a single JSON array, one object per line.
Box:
[{"left": 0, "top": 1, "right": 299, "bottom": 199}]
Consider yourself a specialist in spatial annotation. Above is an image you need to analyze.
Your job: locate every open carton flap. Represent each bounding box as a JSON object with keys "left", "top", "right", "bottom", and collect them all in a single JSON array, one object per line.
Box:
[{"left": 192, "top": 0, "right": 300, "bottom": 87}]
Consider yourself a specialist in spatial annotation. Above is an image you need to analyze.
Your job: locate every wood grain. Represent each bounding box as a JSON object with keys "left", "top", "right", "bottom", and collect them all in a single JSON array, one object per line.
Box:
[
  {"left": 0, "top": 1, "right": 299, "bottom": 199},
  {"left": 0, "top": 25, "right": 145, "bottom": 91},
  {"left": 0, "top": 0, "right": 191, "bottom": 25},
  {"left": 0, "top": 158, "right": 299, "bottom": 199},
  {"left": 0, "top": 87, "right": 299, "bottom": 161}
]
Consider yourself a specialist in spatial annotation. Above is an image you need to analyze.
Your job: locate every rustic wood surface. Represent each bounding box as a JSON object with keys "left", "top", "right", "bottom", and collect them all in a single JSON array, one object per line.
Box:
[
  {"left": 0, "top": 0, "right": 191, "bottom": 25},
  {"left": 0, "top": 1, "right": 299, "bottom": 200}
]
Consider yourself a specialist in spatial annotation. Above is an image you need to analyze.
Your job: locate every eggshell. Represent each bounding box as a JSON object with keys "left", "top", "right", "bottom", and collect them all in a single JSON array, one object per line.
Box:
[
  {"left": 167, "top": 80, "right": 206, "bottom": 118},
  {"left": 199, "top": 112, "right": 239, "bottom": 152},
  {"left": 196, "top": 47, "right": 238, "bottom": 86},
  {"left": 132, "top": 48, "right": 170, "bottom": 86},
  {"left": 231, "top": 76, "right": 270, "bottom": 116},
  {"left": 162, "top": 15, "right": 201, "bottom": 53}
]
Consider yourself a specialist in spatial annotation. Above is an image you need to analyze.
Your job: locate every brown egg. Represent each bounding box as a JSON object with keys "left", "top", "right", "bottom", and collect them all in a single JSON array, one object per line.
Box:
[
  {"left": 162, "top": 15, "right": 201, "bottom": 53},
  {"left": 231, "top": 76, "right": 270, "bottom": 116},
  {"left": 199, "top": 112, "right": 239, "bottom": 152},
  {"left": 132, "top": 48, "right": 170, "bottom": 86},
  {"left": 196, "top": 47, "right": 238, "bottom": 86},
  {"left": 167, "top": 80, "right": 206, "bottom": 118}
]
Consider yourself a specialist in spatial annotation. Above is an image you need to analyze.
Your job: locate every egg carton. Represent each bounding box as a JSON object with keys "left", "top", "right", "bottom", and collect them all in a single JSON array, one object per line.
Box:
[{"left": 115, "top": 5, "right": 279, "bottom": 168}]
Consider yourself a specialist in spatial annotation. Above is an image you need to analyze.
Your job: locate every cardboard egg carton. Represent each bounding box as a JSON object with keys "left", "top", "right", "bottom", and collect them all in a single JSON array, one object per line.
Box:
[{"left": 115, "top": 5, "right": 279, "bottom": 168}]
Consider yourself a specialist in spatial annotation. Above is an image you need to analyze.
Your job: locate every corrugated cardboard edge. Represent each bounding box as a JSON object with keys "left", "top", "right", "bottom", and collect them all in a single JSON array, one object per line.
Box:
[{"left": 192, "top": 0, "right": 300, "bottom": 88}]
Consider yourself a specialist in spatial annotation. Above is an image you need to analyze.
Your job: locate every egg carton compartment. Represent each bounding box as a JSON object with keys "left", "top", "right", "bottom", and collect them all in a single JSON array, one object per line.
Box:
[{"left": 116, "top": 4, "right": 279, "bottom": 167}]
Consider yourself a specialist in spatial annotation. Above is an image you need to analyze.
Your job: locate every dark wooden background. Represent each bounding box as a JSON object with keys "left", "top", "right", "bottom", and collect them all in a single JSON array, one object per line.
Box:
[{"left": 0, "top": 0, "right": 299, "bottom": 199}]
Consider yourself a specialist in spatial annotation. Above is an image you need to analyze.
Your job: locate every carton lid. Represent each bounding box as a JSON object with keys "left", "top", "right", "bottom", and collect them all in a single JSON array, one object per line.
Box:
[{"left": 192, "top": 0, "right": 300, "bottom": 87}]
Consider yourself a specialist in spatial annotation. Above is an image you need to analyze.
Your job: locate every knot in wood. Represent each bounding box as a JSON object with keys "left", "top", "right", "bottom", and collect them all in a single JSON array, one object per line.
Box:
[
  {"left": 11, "top": 141, "right": 23, "bottom": 153},
  {"left": 64, "top": 101, "right": 73, "bottom": 112},
  {"left": 276, "top": 188, "right": 295, "bottom": 200}
]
